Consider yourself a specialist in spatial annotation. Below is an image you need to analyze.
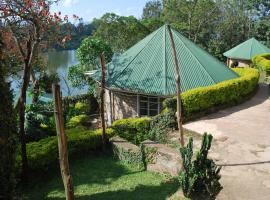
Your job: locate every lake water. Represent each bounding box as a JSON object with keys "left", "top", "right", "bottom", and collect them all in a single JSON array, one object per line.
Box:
[{"left": 12, "top": 50, "right": 87, "bottom": 103}]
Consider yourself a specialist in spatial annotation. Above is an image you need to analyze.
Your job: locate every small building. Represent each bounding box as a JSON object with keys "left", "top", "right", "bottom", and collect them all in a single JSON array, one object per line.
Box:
[
  {"left": 88, "top": 25, "right": 238, "bottom": 125},
  {"left": 223, "top": 38, "right": 270, "bottom": 67}
]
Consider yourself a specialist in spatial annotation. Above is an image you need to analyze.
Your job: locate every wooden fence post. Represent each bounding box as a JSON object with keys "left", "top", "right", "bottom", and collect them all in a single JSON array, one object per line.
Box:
[
  {"left": 99, "top": 53, "right": 107, "bottom": 151},
  {"left": 167, "top": 25, "right": 185, "bottom": 147},
  {"left": 52, "top": 84, "right": 74, "bottom": 200}
]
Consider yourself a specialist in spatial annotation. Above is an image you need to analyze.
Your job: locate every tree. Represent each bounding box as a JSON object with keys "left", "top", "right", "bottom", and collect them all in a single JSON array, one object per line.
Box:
[
  {"left": 93, "top": 13, "right": 150, "bottom": 52},
  {"left": 68, "top": 37, "right": 113, "bottom": 91},
  {"left": 0, "top": 35, "right": 17, "bottom": 199},
  {"left": 162, "top": 0, "right": 221, "bottom": 46},
  {"left": 142, "top": 0, "right": 163, "bottom": 19},
  {"left": 0, "top": 0, "right": 67, "bottom": 180}
]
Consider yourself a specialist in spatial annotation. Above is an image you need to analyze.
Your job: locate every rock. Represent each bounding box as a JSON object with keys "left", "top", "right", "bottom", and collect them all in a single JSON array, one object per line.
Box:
[
  {"left": 110, "top": 136, "right": 143, "bottom": 169},
  {"left": 142, "top": 140, "right": 183, "bottom": 176}
]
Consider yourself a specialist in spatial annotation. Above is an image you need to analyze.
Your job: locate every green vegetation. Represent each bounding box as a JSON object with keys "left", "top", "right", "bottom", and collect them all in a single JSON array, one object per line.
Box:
[
  {"left": 66, "top": 115, "right": 91, "bottom": 128},
  {"left": 179, "top": 133, "right": 222, "bottom": 199},
  {"left": 252, "top": 53, "right": 270, "bottom": 75},
  {"left": 68, "top": 37, "right": 113, "bottom": 90},
  {"left": 164, "top": 68, "right": 260, "bottom": 120},
  {"left": 111, "top": 111, "right": 177, "bottom": 144},
  {"left": 0, "top": 41, "right": 18, "bottom": 199},
  {"left": 111, "top": 117, "right": 152, "bottom": 145},
  {"left": 23, "top": 155, "right": 179, "bottom": 200},
  {"left": 111, "top": 136, "right": 144, "bottom": 170},
  {"left": 16, "top": 128, "right": 114, "bottom": 174},
  {"left": 25, "top": 102, "right": 56, "bottom": 142},
  {"left": 93, "top": 13, "right": 150, "bottom": 52}
]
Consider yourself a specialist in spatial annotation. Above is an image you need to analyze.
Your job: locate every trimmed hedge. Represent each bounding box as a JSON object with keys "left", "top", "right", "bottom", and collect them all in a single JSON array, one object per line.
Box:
[
  {"left": 111, "top": 117, "right": 151, "bottom": 145},
  {"left": 111, "top": 112, "right": 177, "bottom": 144},
  {"left": 163, "top": 68, "right": 259, "bottom": 120},
  {"left": 252, "top": 53, "right": 270, "bottom": 74},
  {"left": 16, "top": 128, "right": 114, "bottom": 173}
]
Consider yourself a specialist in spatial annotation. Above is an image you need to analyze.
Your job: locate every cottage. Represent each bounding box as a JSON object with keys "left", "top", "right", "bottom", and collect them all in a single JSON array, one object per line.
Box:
[
  {"left": 87, "top": 25, "right": 238, "bottom": 125},
  {"left": 223, "top": 38, "right": 270, "bottom": 67}
]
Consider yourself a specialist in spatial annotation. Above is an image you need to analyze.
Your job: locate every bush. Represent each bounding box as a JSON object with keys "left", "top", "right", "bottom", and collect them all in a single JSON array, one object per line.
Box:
[
  {"left": 25, "top": 101, "right": 55, "bottom": 142},
  {"left": 112, "top": 112, "right": 177, "bottom": 144},
  {"left": 0, "top": 62, "right": 18, "bottom": 199},
  {"left": 66, "top": 114, "right": 91, "bottom": 128},
  {"left": 252, "top": 53, "right": 270, "bottom": 75},
  {"left": 163, "top": 68, "right": 259, "bottom": 120},
  {"left": 111, "top": 117, "right": 151, "bottom": 145},
  {"left": 149, "top": 111, "right": 177, "bottom": 143},
  {"left": 63, "top": 93, "right": 99, "bottom": 122},
  {"left": 39, "top": 73, "right": 60, "bottom": 93},
  {"left": 179, "top": 133, "right": 222, "bottom": 199},
  {"left": 74, "top": 102, "right": 91, "bottom": 114},
  {"left": 16, "top": 128, "right": 114, "bottom": 173}
]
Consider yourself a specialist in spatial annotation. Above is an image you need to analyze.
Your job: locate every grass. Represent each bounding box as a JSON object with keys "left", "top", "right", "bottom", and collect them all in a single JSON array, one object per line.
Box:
[{"left": 22, "top": 155, "right": 180, "bottom": 200}]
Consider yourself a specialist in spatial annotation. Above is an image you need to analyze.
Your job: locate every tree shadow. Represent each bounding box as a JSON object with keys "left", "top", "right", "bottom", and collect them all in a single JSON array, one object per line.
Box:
[
  {"left": 23, "top": 155, "right": 179, "bottom": 200},
  {"left": 47, "top": 179, "right": 179, "bottom": 200}
]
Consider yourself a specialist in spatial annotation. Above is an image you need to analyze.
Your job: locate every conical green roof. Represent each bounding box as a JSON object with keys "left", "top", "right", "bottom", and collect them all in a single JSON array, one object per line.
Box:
[
  {"left": 223, "top": 38, "right": 270, "bottom": 60},
  {"left": 90, "top": 25, "right": 238, "bottom": 96}
]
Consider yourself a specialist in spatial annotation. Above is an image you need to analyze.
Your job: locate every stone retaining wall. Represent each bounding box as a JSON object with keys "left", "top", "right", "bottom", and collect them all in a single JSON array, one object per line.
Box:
[{"left": 110, "top": 136, "right": 182, "bottom": 176}]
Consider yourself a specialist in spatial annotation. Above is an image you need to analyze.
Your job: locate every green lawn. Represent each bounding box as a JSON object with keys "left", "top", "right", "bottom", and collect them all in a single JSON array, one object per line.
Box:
[{"left": 22, "top": 155, "right": 179, "bottom": 200}]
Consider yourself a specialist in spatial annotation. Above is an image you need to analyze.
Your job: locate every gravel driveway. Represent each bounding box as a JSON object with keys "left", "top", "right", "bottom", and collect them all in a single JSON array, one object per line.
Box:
[{"left": 184, "top": 84, "right": 270, "bottom": 200}]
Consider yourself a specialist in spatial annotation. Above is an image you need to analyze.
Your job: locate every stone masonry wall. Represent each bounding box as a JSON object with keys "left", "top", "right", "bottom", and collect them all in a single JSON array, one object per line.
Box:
[{"left": 105, "top": 89, "right": 138, "bottom": 125}]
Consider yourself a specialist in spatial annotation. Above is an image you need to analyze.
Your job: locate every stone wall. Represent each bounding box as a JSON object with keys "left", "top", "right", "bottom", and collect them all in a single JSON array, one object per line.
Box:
[
  {"left": 227, "top": 58, "right": 251, "bottom": 67},
  {"left": 110, "top": 136, "right": 183, "bottom": 176},
  {"left": 104, "top": 89, "right": 138, "bottom": 125}
]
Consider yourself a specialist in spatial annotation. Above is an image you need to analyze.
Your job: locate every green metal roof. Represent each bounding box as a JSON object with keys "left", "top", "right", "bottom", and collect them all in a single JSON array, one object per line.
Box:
[
  {"left": 223, "top": 38, "right": 270, "bottom": 60},
  {"left": 90, "top": 25, "right": 238, "bottom": 96}
]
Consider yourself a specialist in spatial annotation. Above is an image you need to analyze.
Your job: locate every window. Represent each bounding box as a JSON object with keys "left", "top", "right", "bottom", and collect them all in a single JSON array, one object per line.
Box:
[{"left": 139, "top": 95, "right": 164, "bottom": 116}]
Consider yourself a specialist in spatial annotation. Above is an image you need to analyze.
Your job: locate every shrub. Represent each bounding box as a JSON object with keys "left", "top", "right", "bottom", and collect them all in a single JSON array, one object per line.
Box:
[
  {"left": 16, "top": 128, "right": 114, "bottom": 174},
  {"left": 66, "top": 114, "right": 92, "bottom": 128},
  {"left": 179, "top": 133, "right": 222, "bottom": 199},
  {"left": 25, "top": 102, "right": 56, "bottom": 142},
  {"left": 149, "top": 111, "right": 177, "bottom": 143},
  {"left": 111, "top": 117, "right": 151, "bottom": 145},
  {"left": 252, "top": 53, "right": 270, "bottom": 75},
  {"left": 163, "top": 68, "right": 259, "bottom": 120},
  {"left": 0, "top": 62, "right": 18, "bottom": 199},
  {"left": 62, "top": 93, "right": 99, "bottom": 122},
  {"left": 74, "top": 102, "right": 91, "bottom": 114},
  {"left": 39, "top": 73, "right": 60, "bottom": 93},
  {"left": 112, "top": 112, "right": 177, "bottom": 144}
]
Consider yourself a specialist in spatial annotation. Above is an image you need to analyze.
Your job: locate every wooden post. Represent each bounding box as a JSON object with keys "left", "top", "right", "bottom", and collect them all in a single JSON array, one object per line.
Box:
[
  {"left": 52, "top": 84, "right": 74, "bottom": 200},
  {"left": 167, "top": 25, "right": 185, "bottom": 147},
  {"left": 99, "top": 53, "right": 107, "bottom": 151}
]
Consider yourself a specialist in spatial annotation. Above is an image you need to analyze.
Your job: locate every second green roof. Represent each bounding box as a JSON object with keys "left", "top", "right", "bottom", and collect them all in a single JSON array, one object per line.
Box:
[
  {"left": 223, "top": 38, "right": 270, "bottom": 60},
  {"left": 91, "top": 25, "right": 238, "bottom": 96}
]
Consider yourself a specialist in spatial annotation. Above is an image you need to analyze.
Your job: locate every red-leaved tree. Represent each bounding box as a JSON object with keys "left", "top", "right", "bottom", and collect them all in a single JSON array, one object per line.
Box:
[{"left": 0, "top": 0, "right": 72, "bottom": 180}]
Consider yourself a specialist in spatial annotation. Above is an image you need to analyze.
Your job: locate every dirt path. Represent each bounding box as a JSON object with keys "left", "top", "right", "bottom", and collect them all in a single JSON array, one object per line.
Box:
[{"left": 183, "top": 84, "right": 270, "bottom": 200}]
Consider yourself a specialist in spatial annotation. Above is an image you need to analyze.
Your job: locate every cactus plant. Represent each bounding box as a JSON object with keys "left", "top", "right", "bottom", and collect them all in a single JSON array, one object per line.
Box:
[{"left": 179, "top": 133, "right": 222, "bottom": 199}]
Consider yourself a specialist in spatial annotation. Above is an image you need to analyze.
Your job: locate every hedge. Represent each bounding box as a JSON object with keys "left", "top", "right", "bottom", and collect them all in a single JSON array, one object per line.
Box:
[
  {"left": 252, "top": 53, "right": 270, "bottom": 74},
  {"left": 16, "top": 128, "right": 114, "bottom": 174},
  {"left": 111, "top": 117, "right": 151, "bottom": 145},
  {"left": 163, "top": 68, "right": 259, "bottom": 120},
  {"left": 111, "top": 112, "right": 177, "bottom": 144}
]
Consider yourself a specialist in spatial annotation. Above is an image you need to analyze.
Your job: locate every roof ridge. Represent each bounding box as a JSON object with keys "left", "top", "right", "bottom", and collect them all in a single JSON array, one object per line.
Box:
[
  {"left": 249, "top": 37, "right": 255, "bottom": 60},
  {"left": 108, "top": 27, "right": 162, "bottom": 86},
  {"left": 172, "top": 29, "right": 216, "bottom": 84},
  {"left": 163, "top": 26, "right": 167, "bottom": 95}
]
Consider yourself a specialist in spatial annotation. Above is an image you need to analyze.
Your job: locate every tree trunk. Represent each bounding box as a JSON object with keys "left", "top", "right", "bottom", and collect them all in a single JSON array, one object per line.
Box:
[
  {"left": 99, "top": 54, "right": 106, "bottom": 151},
  {"left": 167, "top": 25, "right": 185, "bottom": 147},
  {"left": 31, "top": 70, "right": 39, "bottom": 104},
  {"left": 18, "top": 61, "right": 32, "bottom": 181},
  {"left": 53, "top": 84, "right": 74, "bottom": 200}
]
